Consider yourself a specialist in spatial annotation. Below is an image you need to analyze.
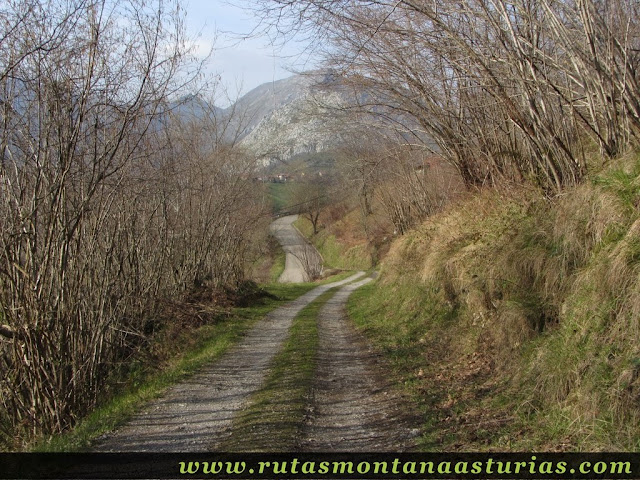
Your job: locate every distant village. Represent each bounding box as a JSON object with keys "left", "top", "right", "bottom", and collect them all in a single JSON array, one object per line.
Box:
[{"left": 253, "top": 155, "right": 444, "bottom": 183}]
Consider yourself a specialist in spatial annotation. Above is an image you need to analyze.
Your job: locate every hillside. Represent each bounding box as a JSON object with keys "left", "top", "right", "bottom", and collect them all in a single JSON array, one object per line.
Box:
[
  {"left": 223, "top": 74, "right": 314, "bottom": 141},
  {"left": 283, "top": 142, "right": 640, "bottom": 450},
  {"left": 337, "top": 151, "right": 640, "bottom": 450},
  {"left": 238, "top": 87, "right": 349, "bottom": 166}
]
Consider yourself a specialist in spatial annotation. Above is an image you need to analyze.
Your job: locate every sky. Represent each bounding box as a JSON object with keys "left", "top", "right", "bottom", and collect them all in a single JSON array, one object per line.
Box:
[{"left": 183, "top": 1, "right": 315, "bottom": 102}]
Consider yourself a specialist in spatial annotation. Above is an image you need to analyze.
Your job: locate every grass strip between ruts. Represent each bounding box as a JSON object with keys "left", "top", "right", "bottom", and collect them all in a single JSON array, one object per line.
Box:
[{"left": 219, "top": 287, "right": 339, "bottom": 451}]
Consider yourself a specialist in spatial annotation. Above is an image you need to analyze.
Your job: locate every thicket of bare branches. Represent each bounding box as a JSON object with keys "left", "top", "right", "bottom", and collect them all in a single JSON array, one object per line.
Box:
[
  {"left": 338, "top": 135, "right": 462, "bottom": 235},
  {"left": 289, "top": 175, "right": 336, "bottom": 235},
  {"left": 254, "top": 0, "right": 640, "bottom": 193},
  {"left": 0, "top": 0, "right": 263, "bottom": 445}
]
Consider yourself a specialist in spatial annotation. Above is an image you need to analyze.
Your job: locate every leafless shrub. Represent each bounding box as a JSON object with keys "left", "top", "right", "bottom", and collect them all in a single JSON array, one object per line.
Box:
[
  {"left": 337, "top": 133, "right": 463, "bottom": 235},
  {"left": 0, "top": 0, "right": 264, "bottom": 446},
  {"left": 292, "top": 242, "right": 324, "bottom": 281}
]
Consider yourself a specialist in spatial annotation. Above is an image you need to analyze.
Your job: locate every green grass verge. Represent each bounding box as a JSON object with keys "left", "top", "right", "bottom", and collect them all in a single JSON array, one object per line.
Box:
[
  {"left": 220, "top": 288, "right": 338, "bottom": 451},
  {"left": 31, "top": 283, "right": 316, "bottom": 452},
  {"left": 268, "top": 183, "right": 294, "bottom": 214},
  {"left": 269, "top": 249, "right": 286, "bottom": 282},
  {"left": 345, "top": 152, "right": 640, "bottom": 450},
  {"left": 346, "top": 279, "right": 456, "bottom": 450},
  {"left": 318, "top": 270, "right": 360, "bottom": 284},
  {"left": 294, "top": 217, "right": 372, "bottom": 270},
  {"left": 293, "top": 215, "right": 315, "bottom": 238}
]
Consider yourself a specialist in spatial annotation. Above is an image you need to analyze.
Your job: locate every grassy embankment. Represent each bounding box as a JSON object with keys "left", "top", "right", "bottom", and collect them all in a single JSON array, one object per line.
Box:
[
  {"left": 347, "top": 151, "right": 640, "bottom": 451},
  {"left": 268, "top": 182, "right": 294, "bottom": 216},
  {"left": 294, "top": 210, "right": 374, "bottom": 271},
  {"left": 31, "top": 282, "right": 316, "bottom": 452}
]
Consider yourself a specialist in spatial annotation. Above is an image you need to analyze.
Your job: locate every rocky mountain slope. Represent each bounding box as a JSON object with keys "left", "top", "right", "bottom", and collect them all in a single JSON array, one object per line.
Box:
[
  {"left": 172, "top": 72, "right": 352, "bottom": 167},
  {"left": 174, "top": 72, "right": 429, "bottom": 168},
  {"left": 233, "top": 72, "right": 350, "bottom": 166}
]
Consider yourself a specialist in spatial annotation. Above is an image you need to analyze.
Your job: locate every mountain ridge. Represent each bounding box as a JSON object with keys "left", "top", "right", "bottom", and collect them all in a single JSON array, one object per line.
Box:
[
  {"left": 232, "top": 71, "right": 349, "bottom": 166},
  {"left": 177, "top": 71, "right": 351, "bottom": 167}
]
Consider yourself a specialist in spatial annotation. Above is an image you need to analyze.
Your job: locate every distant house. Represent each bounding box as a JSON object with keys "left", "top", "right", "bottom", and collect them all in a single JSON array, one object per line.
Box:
[
  {"left": 253, "top": 174, "right": 292, "bottom": 183},
  {"left": 270, "top": 173, "right": 292, "bottom": 183}
]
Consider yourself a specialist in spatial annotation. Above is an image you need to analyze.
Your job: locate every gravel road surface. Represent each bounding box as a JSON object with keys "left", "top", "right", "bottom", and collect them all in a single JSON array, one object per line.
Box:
[
  {"left": 300, "top": 277, "right": 420, "bottom": 451},
  {"left": 270, "top": 215, "right": 322, "bottom": 283},
  {"left": 94, "top": 217, "right": 419, "bottom": 452}
]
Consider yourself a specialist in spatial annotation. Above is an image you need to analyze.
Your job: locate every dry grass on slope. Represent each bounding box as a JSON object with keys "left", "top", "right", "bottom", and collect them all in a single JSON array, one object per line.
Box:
[{"left": 350, "top": 151, "right": 640, "bottom": 450}]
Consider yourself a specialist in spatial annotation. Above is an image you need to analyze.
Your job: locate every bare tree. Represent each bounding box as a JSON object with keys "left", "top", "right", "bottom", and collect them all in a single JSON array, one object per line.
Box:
[
  {"left": 291, "top": 242, "right": 324, "bottom": 281},
  {"left": 290, "top": 176, "right": 335, "bottom": 235},
  {"left": 0, "top": 0, "right": 266, "bottom": 446},
  {"left": 252, "top": 0, "right": 640, "bottom": 192}
]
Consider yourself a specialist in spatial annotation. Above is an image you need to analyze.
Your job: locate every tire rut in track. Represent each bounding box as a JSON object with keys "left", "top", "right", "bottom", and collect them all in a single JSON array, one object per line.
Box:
[{"left": 299, "top": 277, "right": 421, "bottom": 451}]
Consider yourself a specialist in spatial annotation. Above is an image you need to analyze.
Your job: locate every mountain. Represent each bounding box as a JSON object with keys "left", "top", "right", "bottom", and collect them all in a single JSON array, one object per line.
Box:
[
  {"left": 173, "top": 72, "right": 416, "bottom": 168},
  {"left": 228, "top": 72, "right": 353, "bottom": 166},
  {"left": 172, "top": 93, "right": 224, "bottom": 120},
  {"left": 223, "top": 74, "right": 314, "bottom": 139}
]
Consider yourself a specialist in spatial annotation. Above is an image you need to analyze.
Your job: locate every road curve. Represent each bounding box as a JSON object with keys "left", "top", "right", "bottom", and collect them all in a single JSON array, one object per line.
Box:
[{"left": 270, "top": 215, "right": 322, "bottom": 283}]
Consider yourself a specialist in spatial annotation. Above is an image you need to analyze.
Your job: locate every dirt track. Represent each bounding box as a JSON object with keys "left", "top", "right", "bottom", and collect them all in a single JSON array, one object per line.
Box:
[
  {"left": 300, "top": 277, "right": 420, "bottom": 451},
  {"left": 94, "top": 272, "right": 365, "bottom": 452},
  {"left": 94, "top": 219, "right": 420, "bottom": 452},
  {"left": 270, "top": 215, "right": 322, "bottom": 283}
]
